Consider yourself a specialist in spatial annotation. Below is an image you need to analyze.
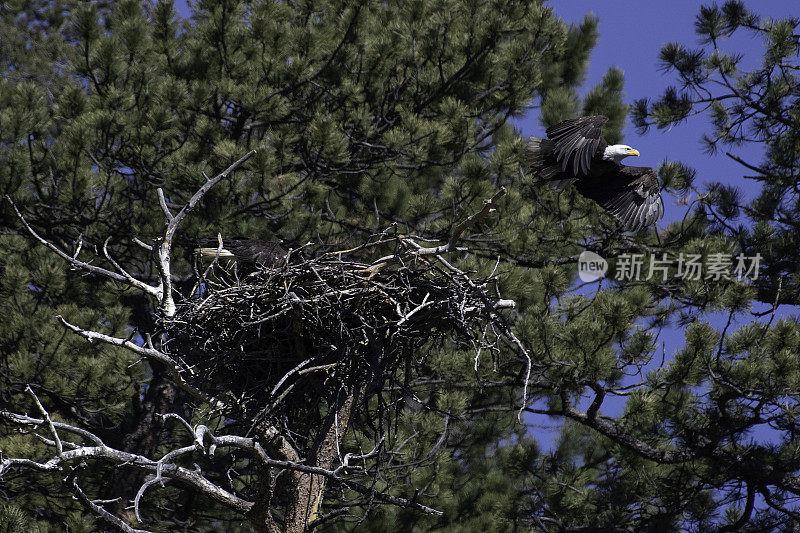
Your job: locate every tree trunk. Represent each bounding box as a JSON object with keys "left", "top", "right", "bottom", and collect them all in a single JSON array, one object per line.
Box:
[{"left": 282, "top": 382, "right": 363, "bottom": 532}]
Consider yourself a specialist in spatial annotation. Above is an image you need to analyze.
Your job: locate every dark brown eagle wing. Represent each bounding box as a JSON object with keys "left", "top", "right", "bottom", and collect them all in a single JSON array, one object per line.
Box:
[
  {"left": 574, "top": 166, "right": 663, "bottom": 231},
  {"left": 233, "top": 239, "right": 289, "bottom": 266},
  {"left": 545, "top": 115, "right": 609, "bottom": 176},
  {"left": 197, "top": 238, "right": 289, "bottom": 266}
]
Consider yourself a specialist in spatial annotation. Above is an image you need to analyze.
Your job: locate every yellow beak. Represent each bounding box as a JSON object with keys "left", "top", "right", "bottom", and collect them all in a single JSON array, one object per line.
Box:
[{"left": 628, "top": 148, "right": 640, "bottom": 157}]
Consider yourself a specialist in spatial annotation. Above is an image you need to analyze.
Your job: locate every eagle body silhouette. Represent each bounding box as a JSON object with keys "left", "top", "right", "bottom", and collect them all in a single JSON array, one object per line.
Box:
[
  {"left": 526, "top": 115, "right": 663, "bottom": 231},
  {"left": 196, "top": 238, "right": 289, "bottom": 267}
]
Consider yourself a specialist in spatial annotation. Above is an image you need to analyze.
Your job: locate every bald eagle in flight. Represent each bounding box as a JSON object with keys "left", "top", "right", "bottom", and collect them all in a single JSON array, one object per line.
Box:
[{"left": 526, "top": 115, "right": 663, "bottom": 231}]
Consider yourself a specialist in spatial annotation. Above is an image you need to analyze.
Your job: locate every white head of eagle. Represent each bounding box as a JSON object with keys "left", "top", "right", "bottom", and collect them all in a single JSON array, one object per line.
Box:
[{"left": 602, "top": 144, "right": 640, "bottom": 164}]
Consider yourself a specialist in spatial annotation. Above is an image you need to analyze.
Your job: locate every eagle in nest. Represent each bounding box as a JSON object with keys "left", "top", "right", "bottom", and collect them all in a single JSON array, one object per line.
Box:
[
  {"left": 196, "top": 238, "right": 289, "bottom": 268},
  {"left": 526, "top": 115, "right": 663, "bottom": 231}
]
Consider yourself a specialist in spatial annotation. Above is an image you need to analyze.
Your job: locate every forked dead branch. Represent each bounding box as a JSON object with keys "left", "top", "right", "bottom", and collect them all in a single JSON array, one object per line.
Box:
[{"left": 1, "top": 153, "right": 531, "bottom": 532}]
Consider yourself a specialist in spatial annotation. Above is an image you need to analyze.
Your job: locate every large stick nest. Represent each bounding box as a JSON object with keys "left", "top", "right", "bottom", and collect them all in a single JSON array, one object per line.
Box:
[{"left": 163, "top": 250, "right": 500, "bottom": 431}]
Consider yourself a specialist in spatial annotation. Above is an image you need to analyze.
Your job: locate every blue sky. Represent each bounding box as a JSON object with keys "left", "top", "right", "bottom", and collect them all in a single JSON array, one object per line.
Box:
[{"left": 528, "top": 0, "right": 799, "bottom": 225}]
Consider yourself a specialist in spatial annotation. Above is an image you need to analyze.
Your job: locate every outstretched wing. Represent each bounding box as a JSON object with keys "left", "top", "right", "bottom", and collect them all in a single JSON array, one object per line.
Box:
[
  {"left": 575, "top": 166, "right": 663, "bottom": 232},
  {"left": 545, "top": 115, "right": 609, "bottom": 176}
]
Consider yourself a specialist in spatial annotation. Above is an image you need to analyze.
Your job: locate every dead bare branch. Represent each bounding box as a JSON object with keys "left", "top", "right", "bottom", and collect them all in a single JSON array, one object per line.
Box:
[
  {"left": 0, "top": 412, "right": 253, "bottom": 514},
  {"left": 55, "top": 315, "right": 228, "bottom": 411},
  {"left": 157, "top": 150, "right": 257, "bottom": 316},
  {"left": 71, "top": 478, "right": 154, "bottom": 533},
  {"left": 5, "top": 196, "right": 162, "bottom": 299},
  {"left": 1, "top": 407, "right": 443, "bottom": 519},
  {"left": 25, "top": 386, "right": 63, "bottom": 457}
]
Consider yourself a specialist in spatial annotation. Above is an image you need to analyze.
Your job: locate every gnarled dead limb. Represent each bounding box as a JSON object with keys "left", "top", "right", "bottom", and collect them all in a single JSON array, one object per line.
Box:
[
  {"left": 0, "top": 406, "right": 443, "bottom": 529},
  {"left": 156, "top": 150, "right": 256, "bottom": 316}
]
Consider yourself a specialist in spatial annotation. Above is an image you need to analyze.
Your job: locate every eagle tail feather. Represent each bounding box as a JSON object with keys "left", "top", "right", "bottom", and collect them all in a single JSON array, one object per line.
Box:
[{"left": 527, "top": 136, "right": 575, "bottom": 189}]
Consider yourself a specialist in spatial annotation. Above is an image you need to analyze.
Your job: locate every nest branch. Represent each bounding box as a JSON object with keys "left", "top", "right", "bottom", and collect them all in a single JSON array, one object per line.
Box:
[
  {"left": 364, "top": 187, "right": 507, "bottom": 271},
  {"left": 167, "top": 251, "right": 508, "bottom": 419}
]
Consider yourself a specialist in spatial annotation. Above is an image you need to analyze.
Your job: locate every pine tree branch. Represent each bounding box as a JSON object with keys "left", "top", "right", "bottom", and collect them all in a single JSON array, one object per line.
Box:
[
  {"left": 55, "top": 316, "right": 228, "bottom": 411},
  {"left": 560, "top": 392, "right": 688, "bottom": 464},
  {"left": 718, "top": 482, "right": 755, "bottom": 533},
  {"left": 5, "top": 196, "right": 162, "bottom": 300}
]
